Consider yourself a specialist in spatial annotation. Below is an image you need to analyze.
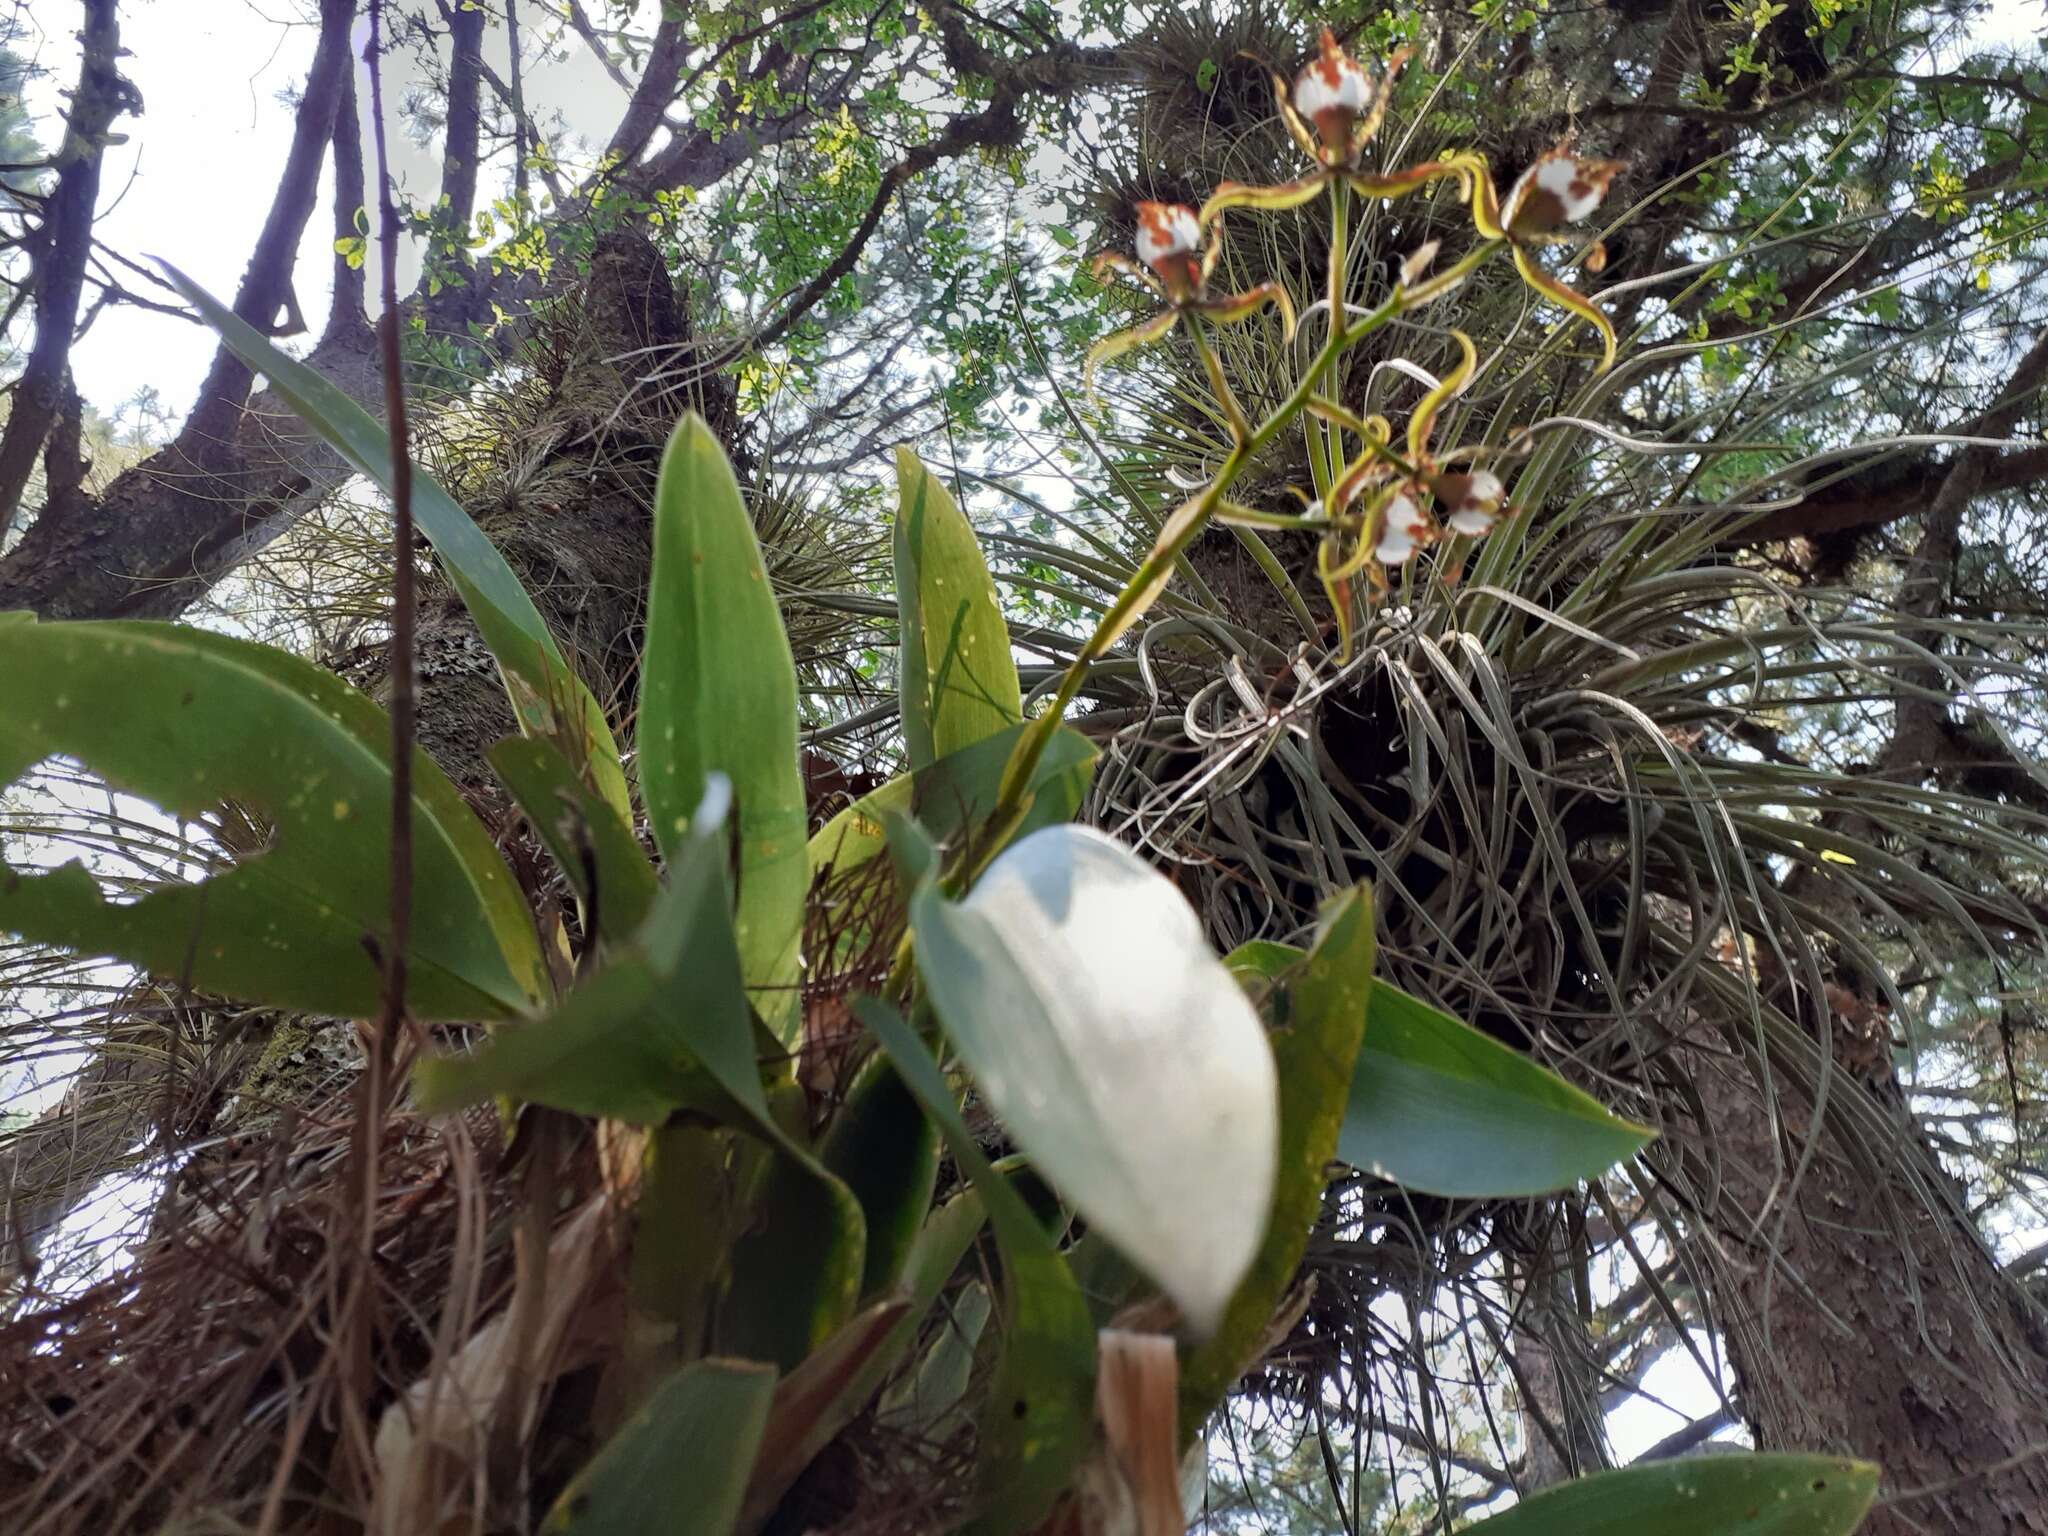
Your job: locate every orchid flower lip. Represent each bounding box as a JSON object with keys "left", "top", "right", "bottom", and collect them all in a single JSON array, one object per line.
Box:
[{"left": 1373, "top": 487, "right": 1431, "bottom": 565}]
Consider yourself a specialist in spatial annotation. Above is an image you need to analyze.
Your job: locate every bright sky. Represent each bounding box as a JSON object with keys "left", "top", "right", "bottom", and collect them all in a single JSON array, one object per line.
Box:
[{"left": 18, "top": 0, "right": 638, "bottom": 415}]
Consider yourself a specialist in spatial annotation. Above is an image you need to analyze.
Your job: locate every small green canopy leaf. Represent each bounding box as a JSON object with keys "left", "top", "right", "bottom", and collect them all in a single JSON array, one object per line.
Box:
[
  {"left": 641, "top": 414, "right": 808, "bottom": 1044},
  {"left": 542, "top": 1358, "right": 777, "bottom": 1535},
  {"left": 1342, "top": 982, "right": 1654, "bottom": 1197},
  {"left": 1466, "top": 1454, "right": 1878, "bottom": 1536},
  {"left": 893, "top": 448, "right": 1021, "bottom": 769},
  {"left": 157, "top": 260, "right": 630, "bottom": 822},
  {"left": 0, "top": 620, "right": 542, "bottom": 1019},
  {"left": 911, "top": 823, "right": 1279, "bottom": 1337}
]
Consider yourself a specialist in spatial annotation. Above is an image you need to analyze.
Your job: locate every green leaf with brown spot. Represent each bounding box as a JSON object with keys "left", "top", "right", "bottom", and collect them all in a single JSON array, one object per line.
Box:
[
  {"left": 641, "top": 414, "right": 808, "bottom": 1044},
  {"left": 894, "top": 448, "right": 1020, "bottom": 770}
]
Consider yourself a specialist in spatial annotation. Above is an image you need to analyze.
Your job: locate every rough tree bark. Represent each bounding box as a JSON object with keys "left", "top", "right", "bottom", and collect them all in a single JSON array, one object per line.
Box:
[
  {"left": 1690, "top": 331, "right": 2048, "bottom": 1534},
  {"left": 1689, "top": 1037, "right": 2048, "bottom": 1535},
  {"left": 0, "top": 0, "right": 361, "bottom": 619},
  {"left": 353, "top": 227, "right": 726, "bottom": 793}
]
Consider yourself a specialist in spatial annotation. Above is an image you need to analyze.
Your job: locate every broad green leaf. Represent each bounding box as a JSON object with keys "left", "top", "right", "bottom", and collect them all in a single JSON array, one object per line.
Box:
[
  {"left": 641, "top": 414, "right": 807, "bottom": 1044},
  {"left": 629, "top": 1123, "right": 732, "bottom": 1347},
  {"left": 1467, "top": 1454, "right": 1877, "bottom": 1536},
  {"left": 856, "top": 997, "right": 1095, "bottom": 1536},
  {"left": 911, "top": 824, "right": 1279, "bottom": 1337},
  {"left": 820, "top": 1052, "right": 939, "bottom": 1300},
  {"left": 1183, "top": 887, "right": 1373, "bottom": 1438},
  {"left": 808, "top": 720, "right": 1097, "bottom": 879},
  {"left": 419, "top": 784, "right": 865, "bottom": 1360},
  {"left": 724, "top": 1080, "right": 869, "bottom": 1371},
  {"left": 542, "top": 1358, "right": 776, "bottom": 1535},
  {"left": 488, "top": 736, "right": 656, "bottom": 944},
  {"left": 0, "top": 620, "right": 542, "bottom": 1019},
  {"left": 158, "top": 262, "right": 630, "bottom": 823},
  {"left": 413, "top": 792, "right": 755, "bottom": 1123},
  {"left": 1342, "top": 982, "right": 1654, "bottom": 1197},
  {"left": 893, "top": 448, "right": 1021, "bottom": 769}
]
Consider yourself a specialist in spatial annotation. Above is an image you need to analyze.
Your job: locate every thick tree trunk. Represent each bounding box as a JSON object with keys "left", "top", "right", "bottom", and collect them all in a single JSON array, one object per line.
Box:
[
  {"left": 351, "top": 228, "right": 718, "bottom": 792},
  {"left": 1689, "top": 1037, "right": 2048, "bottom": 1535}
]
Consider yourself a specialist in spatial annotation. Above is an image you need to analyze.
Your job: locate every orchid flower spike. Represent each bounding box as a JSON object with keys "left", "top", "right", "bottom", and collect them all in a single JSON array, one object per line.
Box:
[{"left": 1083, "top": 201, "right": 1295, "bottom": 400}]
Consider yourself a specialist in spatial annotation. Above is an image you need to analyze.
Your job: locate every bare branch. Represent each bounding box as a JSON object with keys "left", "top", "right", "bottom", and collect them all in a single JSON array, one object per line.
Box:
[{"left": 0, "top": 0, "right": 137, "bottom": 536}]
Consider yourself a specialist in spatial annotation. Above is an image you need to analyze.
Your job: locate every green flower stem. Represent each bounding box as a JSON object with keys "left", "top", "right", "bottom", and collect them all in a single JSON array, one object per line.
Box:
[
  {"left": 1304, "top": 186, "right": 1350, "bottom": 499},
  {"left": 1327, "top": 178, "right": 1349, "bottom": 328},
  {"left": 965, "top": 286, "right": 1408, "bottom": 892}
]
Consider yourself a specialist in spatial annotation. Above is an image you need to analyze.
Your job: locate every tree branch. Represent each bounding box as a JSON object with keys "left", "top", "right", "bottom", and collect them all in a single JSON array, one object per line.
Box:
[
  {"left": 1633, "top": 1407, "right": 1738, "bottom": 1463},
  {"left": 0, "top": 0, "right": 136, "bottom": 536},
  {"left": 182, "top": 0, "right": 357, "bottom": 450}
]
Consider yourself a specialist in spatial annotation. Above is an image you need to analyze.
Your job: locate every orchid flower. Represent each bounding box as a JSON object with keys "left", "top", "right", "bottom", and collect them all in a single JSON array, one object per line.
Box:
[
  {"left": 1293, "top": 331, "right": 1515, "bottom": 656},
  {"left": 1468, "top": 142, "right": 1628, "bottom": 369},
  {"left": 1196, "top": 26, "right": 1627, "bottom": 368},
  {"left": 1198, "top": 29, "right": 1434, "bottom": 224},
  {"left": 1083, "top": 200, "right": 1296, "bottom": 423}
]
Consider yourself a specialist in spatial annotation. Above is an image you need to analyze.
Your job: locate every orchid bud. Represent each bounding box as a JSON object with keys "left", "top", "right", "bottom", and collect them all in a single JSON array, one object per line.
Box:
[
  {"left": 1503, "top": 147, "right": 1624, "bottom": 239},
  {"left": 1399, "top": 239, "right": 1441, "bottom": 288}
]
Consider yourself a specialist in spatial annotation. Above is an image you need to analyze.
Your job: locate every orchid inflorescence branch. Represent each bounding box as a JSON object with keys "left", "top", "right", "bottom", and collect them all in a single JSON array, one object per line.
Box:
[{"left": 979, "top": 26, "right": 1625, "bottom": 885}]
